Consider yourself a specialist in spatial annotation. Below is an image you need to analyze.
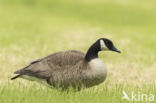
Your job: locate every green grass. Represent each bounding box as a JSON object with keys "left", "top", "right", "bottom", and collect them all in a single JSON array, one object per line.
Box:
[
  {"left": 0, "top": 0, "right": 156, "bottom": 103},
  {"left": 0, "top": 81, "right": 155, "bottom": 103}
]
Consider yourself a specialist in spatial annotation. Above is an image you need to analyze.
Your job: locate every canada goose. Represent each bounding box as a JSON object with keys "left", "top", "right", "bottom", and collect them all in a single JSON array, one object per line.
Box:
[{"left": 11, "top": 38, "right": 120, "bottom": 90}]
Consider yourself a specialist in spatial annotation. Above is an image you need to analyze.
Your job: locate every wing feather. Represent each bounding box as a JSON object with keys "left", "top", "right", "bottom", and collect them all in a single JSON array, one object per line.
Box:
[{"left": 14, "top": 50, "right": 85, "bottom": 79}]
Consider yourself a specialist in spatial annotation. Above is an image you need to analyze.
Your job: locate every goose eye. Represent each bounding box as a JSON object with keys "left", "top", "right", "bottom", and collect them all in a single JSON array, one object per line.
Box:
[{"left": 105, "top": 40, "right": 113, "bottom": 49}]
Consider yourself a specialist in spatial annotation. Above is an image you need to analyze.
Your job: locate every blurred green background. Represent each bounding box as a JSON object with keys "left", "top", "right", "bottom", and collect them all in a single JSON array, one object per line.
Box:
[{"left": 0, "top": 0, "right": 156, "bottom": 84}]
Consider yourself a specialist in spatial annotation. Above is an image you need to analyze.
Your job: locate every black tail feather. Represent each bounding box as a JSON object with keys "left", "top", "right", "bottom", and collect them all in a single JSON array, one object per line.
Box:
[{"left": 11, "top": 75, "right": 21, "bottom": 80}]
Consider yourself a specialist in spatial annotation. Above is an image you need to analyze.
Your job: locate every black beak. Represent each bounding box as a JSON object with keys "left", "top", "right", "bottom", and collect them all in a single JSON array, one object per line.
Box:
[{"left": 111, "top": 46, "right": 121, "bottom": 53}]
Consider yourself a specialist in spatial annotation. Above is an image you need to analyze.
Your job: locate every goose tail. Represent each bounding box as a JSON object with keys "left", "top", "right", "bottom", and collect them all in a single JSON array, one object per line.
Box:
[{"left": 11, "top": 74, "right": 21, "bottom": 80}]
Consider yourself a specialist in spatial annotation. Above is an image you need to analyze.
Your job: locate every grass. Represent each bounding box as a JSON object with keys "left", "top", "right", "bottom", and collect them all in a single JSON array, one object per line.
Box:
[
  {"left": 0, "top": 0, "right": 156, "bottom": 103},
  {"left": 0, "top": 81, "right": 155, "bottom": 103}
]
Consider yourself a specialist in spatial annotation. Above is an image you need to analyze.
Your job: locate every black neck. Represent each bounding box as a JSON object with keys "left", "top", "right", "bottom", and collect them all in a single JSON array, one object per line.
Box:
[{"left": 85, "top": 41, "right": 100, "bottom": 62}]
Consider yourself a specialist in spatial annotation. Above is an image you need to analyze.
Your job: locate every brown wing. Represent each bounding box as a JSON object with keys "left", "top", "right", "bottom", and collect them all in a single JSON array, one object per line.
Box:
[
  {"left": 14, "top": 50, "right": 85, "bottom": 79},
  {"left": 44, "top": 50, "right": 85, "bottom": 70}
]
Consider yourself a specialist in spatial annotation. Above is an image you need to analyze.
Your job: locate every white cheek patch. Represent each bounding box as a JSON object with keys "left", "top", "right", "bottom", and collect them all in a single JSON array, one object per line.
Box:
[{"left": 100, "top": 40, "right": 108, "bottom": 50}]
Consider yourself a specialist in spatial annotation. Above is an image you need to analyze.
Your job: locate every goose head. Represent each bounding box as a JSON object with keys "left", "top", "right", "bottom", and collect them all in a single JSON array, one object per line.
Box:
[
  {"left": 99, "top": 38, "right": 121, "bottom": 53},
  {"left": 85, "top": 38, "right": 120, "bottom": 61}
]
